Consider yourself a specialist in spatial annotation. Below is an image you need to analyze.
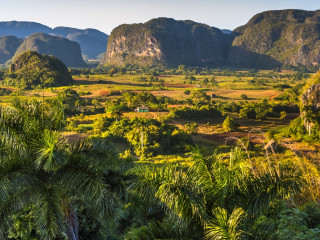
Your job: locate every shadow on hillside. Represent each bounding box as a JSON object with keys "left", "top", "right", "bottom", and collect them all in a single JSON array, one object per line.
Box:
[{"left": 227, "top": 46, "right": 282, "bottom": 69}]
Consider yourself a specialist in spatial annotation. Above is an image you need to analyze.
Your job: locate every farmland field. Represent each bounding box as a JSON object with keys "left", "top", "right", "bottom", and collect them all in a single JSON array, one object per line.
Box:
[
  {"left": 2, "top": 65, "right": 320, "bottom": 239},
  {"left": 0, "top": 68, "right": 306, "bottom": 139}
]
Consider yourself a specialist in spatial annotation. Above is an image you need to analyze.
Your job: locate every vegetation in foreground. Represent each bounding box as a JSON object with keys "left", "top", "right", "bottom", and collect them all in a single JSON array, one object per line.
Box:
[{"left": 1, "top": 58, "right": 320, "bottom": 239}]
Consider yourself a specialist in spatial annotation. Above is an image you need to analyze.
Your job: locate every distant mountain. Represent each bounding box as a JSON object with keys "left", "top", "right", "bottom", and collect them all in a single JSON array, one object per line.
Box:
[
  {"left": 0, "top": 21, "right": 51, "bottom": 38},
  {"left": 52, "top": 27, "right": 108, "bottom": 59},
  {"left": 0, "top": 21, "right": 108, "bottom": 59},
  {"left": 13, "top": 33, "right": 86, "bottom": 67},
  {"left": 228, "top": 9, "right": 320, "bottom": 68},
  {"left": 100, "top": 17, "right": 230, "bottom": 67},
  {"left": 4, "top": 10, "right": 320, "bottom": 69},
  {"left": 0, "top": 36, "right": 23, "bottom": 64},
  {"left": 9, "top": 51, "right": 73, "bottom": 88},
  {"left": 101, "top": 11, "right": 320, "bottom": 69},
  {"left": 222, "top": 29, "right": 232, "bottom": 35}
]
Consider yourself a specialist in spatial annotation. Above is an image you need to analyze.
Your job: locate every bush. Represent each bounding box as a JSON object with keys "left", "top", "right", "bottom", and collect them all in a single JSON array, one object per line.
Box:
[
  {"left": 285, "top": 117, "right": 307, "bottom": 139},
  {"left": 280, "top": 111, "right": 287, "bottom": 119},
  {"left": 5, "top": 51, "right": 73, "bottom": 89},
  {"left": 0, "top": 88, "right": 12, "bottom": 96},
  {"left": 184, "top": 90, "right": 191, "bottom": 95},
  {"left": 101, "top": 118, "right": 193, "bottom": 157},
  {"left": 109, "top": 90, "right": 121, "bottom": 96},
  {"left": 240, "top": 94, "right": 248, "bottom": 100},
  {"left": 168, "top": 106, "right": 222, "bottom": 120},
  {"left": 223, "top": 116, "right": 237, "bottom": 132},
  {"left": 185, "top": 123, "right": 198, "bottom": 135}
]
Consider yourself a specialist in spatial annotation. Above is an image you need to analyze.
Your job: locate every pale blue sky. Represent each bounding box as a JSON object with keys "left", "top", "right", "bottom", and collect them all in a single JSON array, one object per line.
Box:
[{"left": 1, "top": 0, "right": 319, "bottom": 34}]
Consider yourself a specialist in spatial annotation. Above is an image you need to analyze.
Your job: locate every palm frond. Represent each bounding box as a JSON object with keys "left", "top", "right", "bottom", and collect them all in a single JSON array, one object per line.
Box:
[
  {"left": 125, "top": 215, "right": 200, "bottom": 240},
  {"left": 34, "top": 130, "right": 68, "bottom": 172},
  {"left": 130, "top": 164, "right": 207, "bottom": 221},
  {"left": 249, "top": 224, "right": 292, "bottom": 240},
  {"left": 205, "top": 207, "right": 245, "bottom": 240},
  {"left": 187, "top": 147, "right": 217, "bottom": 195},
  {"left": 32, "top": 182, "right": 66, "bottom": 239},
  {"left": 245, "top": 165, "right": 302, "bottom": 217}
]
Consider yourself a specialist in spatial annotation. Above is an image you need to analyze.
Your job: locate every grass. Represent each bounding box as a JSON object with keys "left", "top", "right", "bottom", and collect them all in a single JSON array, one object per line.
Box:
[
  {"left": 0, "top": 70, "right": 304, "bottom": 149},
  {"left": 0, "top": 70, "right": 304, "bottom": 105}
]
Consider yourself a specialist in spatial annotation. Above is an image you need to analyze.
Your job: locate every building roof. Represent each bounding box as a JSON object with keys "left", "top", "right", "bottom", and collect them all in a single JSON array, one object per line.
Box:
[{"left": 136, "top": 106, "right": 149, "bottom": 110}]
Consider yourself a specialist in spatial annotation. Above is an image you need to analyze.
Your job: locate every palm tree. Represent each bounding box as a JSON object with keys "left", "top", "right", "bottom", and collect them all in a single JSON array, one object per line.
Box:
[
  {"left": 125, "top": 213, "right": 202, "bottom": 240},
  {"left": 205, "top": 207, "right": 245, "bottom": 240},
  {"left": 0, "top": 99, "right": 122, "bottom": 239},
  {"left": 110, "top": 108, "right": 123, "bottom": 122},
  {"left": 129, "top": 146, "right": 303, "bottom": 238}
]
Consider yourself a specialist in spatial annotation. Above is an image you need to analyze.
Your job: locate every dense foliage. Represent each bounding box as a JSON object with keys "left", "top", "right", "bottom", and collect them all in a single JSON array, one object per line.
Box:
[
  {"left": 94, "top": 117, "right": 192, "bottom": 157},
  {"left": 0, "top": 64, "right": 320, "bottom": 240},
  {"left": 0, "top": 99, "right": 127, "bottom": 239},
  {"left": 3, "top": 51, "right": 73, "bottom": 89},
  {"left": 105, "top": 91, "right": 178, "bottom": 112}
]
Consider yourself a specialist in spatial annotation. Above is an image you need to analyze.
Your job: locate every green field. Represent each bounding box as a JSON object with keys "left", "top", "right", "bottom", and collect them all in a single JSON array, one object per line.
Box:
[{"left": 2, "top": 66, "right": 320, "bottom": 239}]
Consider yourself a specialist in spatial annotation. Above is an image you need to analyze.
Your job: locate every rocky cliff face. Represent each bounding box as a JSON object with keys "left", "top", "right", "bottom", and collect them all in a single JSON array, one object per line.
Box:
[
  {"left": 13, "top": 33, "right": 86, "bottom": 67},
  {"left": 228, "top": 9, "right": 320, "bottom": 68},
  {"left": 301, "top": 83, "right": 320, "bottom": 110},
  {"left": 300, "top": 71, "right": 320, "bottom": 134},
  {"left": 301, "top": 71, "right": 320, "bottom": 110},
  {"left": 0, "top": 36, "right": 23, "bottom": 64},
  {"left": 100, "top": 18, "right": 229, "bottom": 67}
]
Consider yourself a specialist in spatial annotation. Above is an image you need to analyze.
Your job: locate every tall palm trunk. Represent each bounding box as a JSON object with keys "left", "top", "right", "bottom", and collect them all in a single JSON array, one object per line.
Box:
[{"left": 66, "top": 205, "right": 79, "bottom": 240}]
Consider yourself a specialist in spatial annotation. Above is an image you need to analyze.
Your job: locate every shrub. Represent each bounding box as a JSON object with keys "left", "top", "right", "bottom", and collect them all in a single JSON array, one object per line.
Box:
[
  {"left": 223, "top": 116, "right": 237, "bottom": 132},
  {"left": 0, "top": 87, "right": 12, "bottom": 96},
  {"left": 184, "top": 90, "right": 191, "bottom": 95},
  {"left": 240, "top": 94, "right": 248, "bottom": 100},
  {"left": 185, "top": 123, "right": 198, "bottom": 135}
]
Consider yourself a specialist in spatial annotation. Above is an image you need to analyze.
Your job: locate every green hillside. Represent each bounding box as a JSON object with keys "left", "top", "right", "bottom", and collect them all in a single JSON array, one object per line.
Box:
[
  {"left": 13, "top": 33, "right": 87, "bottom": 67},
  {"left": 100, "top": 17, "right": 230, "bottom": 67},
  {"left": 6, "top": 51, "right": 73, "bottom": 89},
  {"left": 228, "top": 9, "right": 320, "bottom": 68},
  {"left": 0, "top": 36, "right": 23, "bottom": 64}
]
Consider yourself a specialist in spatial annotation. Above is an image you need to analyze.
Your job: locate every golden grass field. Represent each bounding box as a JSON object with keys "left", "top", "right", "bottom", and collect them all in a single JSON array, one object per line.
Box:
[
  {"left": 1, "top": 69, "right": 303, "bottom": 103},
  {"left": 0, "top": 70, "right": 305, "bottom": 150}
]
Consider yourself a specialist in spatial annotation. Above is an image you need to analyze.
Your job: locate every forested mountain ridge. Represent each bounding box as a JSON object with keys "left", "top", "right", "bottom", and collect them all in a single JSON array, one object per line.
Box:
[
  {"left": 2, "top": 10, "right": 320, "bottom": 68},
  {"left": 102, "top": 10, "right": 320, "bottom": 69},
  {"left": 100, "top": 18, "right": 230, "bottom": 67},
  {"left": 7, "top": 50, "right": 73, "bottom": 88},
  {"left": 0, "top": 21, "right": 108, "bottom": 59},
  {"left": 228, "top": 9, "right": 320, "bottom": 68},
  {"left": 0, "top": 21, "right": 52, "bottom": 38},
  {"left": 12, "top": 33, "right": 86, "bottom": 67},
  {"left": 0, "top": 36, "right": 23, "bottom": 64},
  {"left": 52, "top": 27, "right": 108, "bottom": 59}
]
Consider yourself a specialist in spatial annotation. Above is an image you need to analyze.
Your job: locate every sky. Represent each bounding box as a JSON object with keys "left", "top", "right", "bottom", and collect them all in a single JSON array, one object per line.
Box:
[{"left": 0, "top": 0, "right": 320, "bottom": 34}]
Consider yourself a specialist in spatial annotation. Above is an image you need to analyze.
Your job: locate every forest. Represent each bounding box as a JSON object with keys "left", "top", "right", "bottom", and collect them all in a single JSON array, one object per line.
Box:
[{"left": 0, "top": 60, "right": 320, "bottom": 240}]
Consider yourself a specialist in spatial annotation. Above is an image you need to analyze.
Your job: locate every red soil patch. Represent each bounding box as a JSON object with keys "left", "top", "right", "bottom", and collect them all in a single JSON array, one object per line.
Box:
[{"left": 100, "top": 90, "right": 110, "bottom": 96}]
